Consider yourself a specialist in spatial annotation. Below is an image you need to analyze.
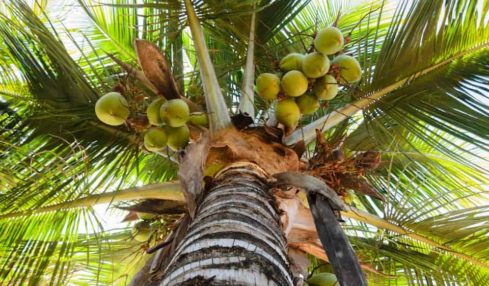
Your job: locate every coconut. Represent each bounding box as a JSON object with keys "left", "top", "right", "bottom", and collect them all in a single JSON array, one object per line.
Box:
[
  {"left": 306, "top": 273, "right": 338, "bottom": 286},
  {"left": 276, "top": 98, "right": 301, "bottom": 129},
  {"left": 137, "top": 212, "right": 156, "bottom": 220},
  {"left": 95, "top": 92, "right": 129, "bottom": 126},
  {"left": 146, "top": 98, "right": 165, "bottom": 125},
  {"left": 279, "top": 53, "right": 305, "bottom": 71},
  {"left": 160, "top": 99, "right": 190, "bottom": 127},
  {"left": 313, "top": 75, "right": 339, "bottom": 100},
  {"left": 256, "top": 73, "right": 281, "bottom": 101},
  {"left": 144, "top": 127, "right": 168, "bottom": 152},
  {"left": 332, "top": 55, "right": 362, "bottom": 83},
  {"left": 132, "top": 221, "right": 151, "bottom": 242},
  {"left": 314, "top": 27, "right": 344, "bottom": 55},
  {"left": 281, "top": 70, "right": 308, "bottom": 97},
  {"left": 296, "top": 93, "right": 320, "bottom": 115},
  {"left": 302, "top": 52, "right": 330, "bottom": 79},
  {"left": 166, "top": 125, "right": 190, "bottom": 151},
  {"left": 189, "top": 112, "right": 209, "bottom": 127}
]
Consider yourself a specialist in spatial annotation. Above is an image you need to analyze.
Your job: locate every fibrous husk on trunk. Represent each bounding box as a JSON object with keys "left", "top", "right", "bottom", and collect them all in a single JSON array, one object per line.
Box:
[
  {"left": 178, "top": 130, "right": 210, "bottom": 217},
  {"left": 273, "top": 185, "right": 391, "bottom": 278},
  {"left": 205, "top": 127, "right": 300, "bottom": 176}
]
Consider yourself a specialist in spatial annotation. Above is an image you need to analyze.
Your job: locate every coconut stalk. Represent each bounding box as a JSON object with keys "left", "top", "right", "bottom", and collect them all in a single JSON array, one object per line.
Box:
[
  {"left": 238, "top": 7, "right": 256, "bottom": 118},
  {"left": 0, "top": 182, "right": 183, "bottom": 220},
  {"left": 284, "top": 43, "right": 489, "bottom": 145},
  {"left": 184, "top": 0, "right": 231, "bottom": 132}
]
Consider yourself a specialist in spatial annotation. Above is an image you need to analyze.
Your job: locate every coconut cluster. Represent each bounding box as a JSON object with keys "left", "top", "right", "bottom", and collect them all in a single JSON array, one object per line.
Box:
[
  {"left": 95, "top": 92, "right": 209, "bottom": 153},
  {"left": 144, "top": 98, "right": 204, "bottom": 152},
  {"left": 256, "top": 27, "right": 362, "bottom": 131}
]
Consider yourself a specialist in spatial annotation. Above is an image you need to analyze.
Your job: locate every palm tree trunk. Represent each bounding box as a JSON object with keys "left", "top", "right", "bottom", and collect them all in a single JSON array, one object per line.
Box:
[{"left": 161, "top": 165, "right": 294, "bottom": 286}]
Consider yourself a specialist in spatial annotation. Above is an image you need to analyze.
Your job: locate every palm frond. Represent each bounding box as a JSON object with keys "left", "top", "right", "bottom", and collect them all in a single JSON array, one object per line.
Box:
[
  {"left": 0, "top": 210, "right": 100, "bottom": 285},
  {"left": 0, "top": 2, "right": 177, "bottom": 284},
  {"left": 0, "top": 1, "right": 97, "bottom": 106},
  {"left": 0, "top": 182, "right": 182, "bottom": 220}
]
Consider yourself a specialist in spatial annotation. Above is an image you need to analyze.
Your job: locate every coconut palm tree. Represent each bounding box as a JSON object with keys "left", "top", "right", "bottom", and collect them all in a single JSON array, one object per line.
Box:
[{"left": 1, "top": 0, "right": 489, "bottom": 285}]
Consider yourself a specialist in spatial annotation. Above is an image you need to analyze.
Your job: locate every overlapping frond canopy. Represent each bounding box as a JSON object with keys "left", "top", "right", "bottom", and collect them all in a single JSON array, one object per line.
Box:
[{"left": 0, "top": 0, "right": 488, "bottom": 285}]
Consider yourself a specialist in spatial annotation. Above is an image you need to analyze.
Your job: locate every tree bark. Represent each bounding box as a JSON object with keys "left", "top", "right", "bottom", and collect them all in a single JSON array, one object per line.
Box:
[{"left": 161, "top": 165, "right": 294, "bottom": 286}]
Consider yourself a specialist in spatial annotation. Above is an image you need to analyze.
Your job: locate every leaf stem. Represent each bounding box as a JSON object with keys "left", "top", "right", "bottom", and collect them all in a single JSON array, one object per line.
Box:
[
  {"left": 184, "top": 0, "right": 231, "bottom": 132},
  {"left": 239, "top": 7, "right": 256, "bottom": 118},
  {"left": 0, "top": 182, "right": 183, "bottom": 220}
]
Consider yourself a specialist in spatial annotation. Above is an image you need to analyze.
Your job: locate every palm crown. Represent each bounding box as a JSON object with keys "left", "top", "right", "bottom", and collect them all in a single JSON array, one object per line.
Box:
[{"left": 0, "top": 0, "right": 488, "bottom": 285}]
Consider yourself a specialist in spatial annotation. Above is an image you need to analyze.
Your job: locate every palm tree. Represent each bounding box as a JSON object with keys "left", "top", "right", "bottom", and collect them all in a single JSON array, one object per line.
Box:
[{"left": 1, "top": 0, "right": 488, "bottom": 285}]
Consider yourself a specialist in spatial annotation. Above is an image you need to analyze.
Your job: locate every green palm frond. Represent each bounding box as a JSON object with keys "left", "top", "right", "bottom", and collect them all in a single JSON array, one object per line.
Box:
[
  {"left": 371, "top": 0, "right": 489, "bottom": 89},
  {"left": 0, "top": 1, "right": 97, "bottom": 106},
  {"left": 361, "top": 0, "right": 489, "bottom": 151},
  {"left": 68, "top": 229, "right": 146, "bottom": 285},
  {"left": 350, "top": 234, "right": 489, "bottom": 285},
  {"left": 364, "top": 50, "right": 489, "bottom": 155},
  {"left": 0, "top": 2, "right": 176, "bottom": 283},
  {"left": 0, "top": 210, "right": 98, "bottom": 285},
  {"left": 346, "top": 50, "right": 489, "bottom": 218}
]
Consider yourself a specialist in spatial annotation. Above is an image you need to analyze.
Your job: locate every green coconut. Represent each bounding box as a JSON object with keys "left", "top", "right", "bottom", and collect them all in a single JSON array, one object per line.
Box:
[
  {"left": 189, "top": 112, "right": 209, "bottom": 127},
  {"left": 306, "top": 273, "right": 339, "bottom": 286},
  {"left": 296, "top": 93, "right": 320, "bottom": 115},
  {"left": 332, "top": 55, "right": 362, "bottom": 83},
  {"left": 343, "top": 189, "right": 355, "bottom": 205},
  {"left": 187, "top": 84, "right": 200, "bottom": 96},
  {"left": 314, "top": 27, "right": 344, "bottom": 55},
  {"left": 95, "top": 92, "right": 129, "bottom": 126},
  {"left": 279, "top": 53, "right": 305, "bottom": 71},
  {"left": 160, "top": 99, "right": 190, "bottom": 127},
  {"left": 281, "top": 70, "right": 309, "bottom": 97},
  {"left": 313, "top": 75, "right": 339, "bottom": 100},
  {"left": 166, "top": 125, "right": 190, "bottom": 151},
  {"left": 146, "top": 98, "right": 165, "bottom": 125},
  {"left": 144, "top": 127, "right": 168, "bottom": 152},
  {"left": 137, "top": 212, "right": 156, "bottom": 220},
  {"left": 132, "top": 221, "right": 151, "bottom": 242},
  {"left": 302, "top": 52, "right": 330, "bottom": 79},
  {"left": 256, "top": 73, "right": 281, "bottom": 101},
  {"left": 276, "top": 98, "right": 301, "bottom": 129}
]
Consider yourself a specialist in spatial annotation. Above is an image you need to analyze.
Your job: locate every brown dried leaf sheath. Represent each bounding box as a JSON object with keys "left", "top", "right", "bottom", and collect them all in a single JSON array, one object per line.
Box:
[
  {"left": 135, "top": 40, "right": 181, "bottom": 99},
  {"left": 275, "top": 193, "right": 389, "bottom": 277}
]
